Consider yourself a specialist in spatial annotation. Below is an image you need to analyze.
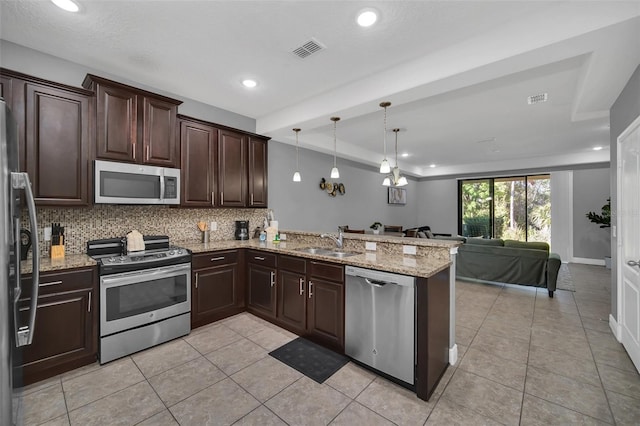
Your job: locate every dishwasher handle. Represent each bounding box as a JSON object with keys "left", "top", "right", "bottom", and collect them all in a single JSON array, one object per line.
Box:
[{"left": 364, "top": 277, "right": 391, "bottom": 287}]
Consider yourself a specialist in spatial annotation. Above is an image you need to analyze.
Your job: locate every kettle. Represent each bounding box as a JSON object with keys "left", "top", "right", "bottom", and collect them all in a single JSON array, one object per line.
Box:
[{"left": 20, "top": 229, "right": 32, "bottom": 259}]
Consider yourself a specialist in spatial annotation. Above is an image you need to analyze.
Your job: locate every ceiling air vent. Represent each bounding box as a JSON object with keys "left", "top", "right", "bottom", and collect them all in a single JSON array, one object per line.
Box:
[
  {"left": 292, "top": 39, "right": 325, "bottom": 59},
  {"left": 527, "top": 93, "right": 548, "bottom": 105}
]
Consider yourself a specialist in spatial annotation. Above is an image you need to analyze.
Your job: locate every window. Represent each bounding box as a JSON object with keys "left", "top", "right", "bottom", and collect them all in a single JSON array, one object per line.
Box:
[{"left": 458, "top": 175, "right": 550, "bottom": 243}]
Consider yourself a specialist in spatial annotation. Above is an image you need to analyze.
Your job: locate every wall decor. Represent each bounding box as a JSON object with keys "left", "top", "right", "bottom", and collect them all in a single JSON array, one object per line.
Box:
[
  {"left": 319, "top": 178, "right": 346, "bottom": 197},
  {"left": 388, "top": 187, "right": 406, "bottom": 204}
]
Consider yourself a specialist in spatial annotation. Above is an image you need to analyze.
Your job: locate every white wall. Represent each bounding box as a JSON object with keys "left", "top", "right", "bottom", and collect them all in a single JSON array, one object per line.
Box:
[
  {"left": 573, "top": 167, "right": 611, "bottom": 261},
  {"left": 267, "top": 141, "right": 418, "bottom": 232},
  {"left": 416, "top": 179, "right": 458, "bottom": 235},
  {"left": 550, "top": 171, "right": 573, "bottom": 262}
]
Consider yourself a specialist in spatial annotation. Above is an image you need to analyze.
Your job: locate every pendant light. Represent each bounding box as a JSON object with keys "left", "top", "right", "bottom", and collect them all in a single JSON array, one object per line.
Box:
[
  {"left": 382, "top": 128, "right": 408, "bottom": 187},
  {"left": 379, "top": 102, "right": 392, "bottom": 174},
  {"left": 330, "top": 117, "right": 340, "bottom": 179},
  {"left": 292, "top": 128, "right": 302, "bottom": 182}
]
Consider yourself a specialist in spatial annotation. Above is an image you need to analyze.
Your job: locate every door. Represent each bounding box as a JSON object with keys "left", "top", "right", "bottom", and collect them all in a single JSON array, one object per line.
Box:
[
  {"left": 180, "top": 119, "right": 216, "bottom": 206},
  {"left": 248, "top": 137, "right": 268, "bottom": 207},
  {"left": 192, "top": 264, "right": 240, "bottom": 328},
  {"left": 142, "top": 97, "right": 178, "bottom": 167},
  {"left": 277, "top": 270, "right": 306, "bottom": 333},
  {"left": 618, "top": 114, "right": 640, "bottom": 372},
  {"left": 25, "top": 83, "right": 91, "bottom": 206},
  {"left": 95, "top": 83, "right": 137, "bottom": 162},
  {"left": 247, "top": 264, "right": 276, "bottom": 318},
  {"left": 307, "top": 277, "right": 344, "bottom": 351},
  {"left": 218, "top": 129, "right": 246, "bottom": 207}
]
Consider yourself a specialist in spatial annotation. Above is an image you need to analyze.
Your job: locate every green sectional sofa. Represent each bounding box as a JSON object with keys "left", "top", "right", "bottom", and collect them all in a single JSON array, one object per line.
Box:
[{"left": 456, "top": 238, "right": 561, "bottom": 297}]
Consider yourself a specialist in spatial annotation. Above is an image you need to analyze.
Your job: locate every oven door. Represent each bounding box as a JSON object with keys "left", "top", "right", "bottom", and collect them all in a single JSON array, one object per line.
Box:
[{"left": 100, "top": 263, "right": 191, "bottom": 337}]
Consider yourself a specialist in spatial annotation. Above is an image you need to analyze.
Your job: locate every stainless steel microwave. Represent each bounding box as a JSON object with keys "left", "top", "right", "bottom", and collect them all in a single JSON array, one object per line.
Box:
[{"left": 94, "top": 160, "right": 180, "bottom": 205}]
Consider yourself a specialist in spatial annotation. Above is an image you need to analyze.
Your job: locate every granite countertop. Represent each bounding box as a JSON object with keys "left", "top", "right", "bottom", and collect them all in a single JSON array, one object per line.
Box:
[
  {"left": 21, "top": 253, "right": 97, "bottom": 275},
  {"left": 177, "top": 239, "right": 452, "bottom": 279}
]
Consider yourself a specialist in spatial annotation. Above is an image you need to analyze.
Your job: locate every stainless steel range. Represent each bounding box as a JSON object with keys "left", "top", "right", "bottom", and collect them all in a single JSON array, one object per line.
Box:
[{"left": 87, "top": 236, "right": 191, "bottom": 364}]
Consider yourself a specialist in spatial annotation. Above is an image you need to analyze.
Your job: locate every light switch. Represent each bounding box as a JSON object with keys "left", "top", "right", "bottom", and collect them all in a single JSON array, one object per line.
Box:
[
  {"left": 365, "top": 242, "right": 377, "bottom": 251},
  {"left": 44, "top": 227, "right": 52, "bottom": 241},
  {"left": 210, "top": 221, "right": 217, "bottom": 231},
  {"left": 403, "top": 245, "right": 417, "bottom": 255}
]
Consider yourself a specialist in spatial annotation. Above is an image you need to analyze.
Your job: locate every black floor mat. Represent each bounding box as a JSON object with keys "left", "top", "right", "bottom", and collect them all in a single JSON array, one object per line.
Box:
[{"left": 269, "top": 337, "right": 349, "bottom": 383}]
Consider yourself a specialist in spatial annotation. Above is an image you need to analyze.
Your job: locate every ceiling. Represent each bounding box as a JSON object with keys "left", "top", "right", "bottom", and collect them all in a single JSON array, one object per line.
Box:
[{"left": 1, "top": 1, "right": 639, "bottom": 178}]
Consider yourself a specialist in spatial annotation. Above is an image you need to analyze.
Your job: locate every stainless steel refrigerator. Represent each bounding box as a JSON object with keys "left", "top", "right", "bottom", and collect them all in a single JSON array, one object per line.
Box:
[{"left": 1, "top": 98, "right": 40, "bottom": 425}]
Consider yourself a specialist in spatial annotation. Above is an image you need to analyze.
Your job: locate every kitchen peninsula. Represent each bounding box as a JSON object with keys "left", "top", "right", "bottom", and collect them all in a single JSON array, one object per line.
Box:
[{"left": 20, "top": 231, "right": 459, "bottom": 401}]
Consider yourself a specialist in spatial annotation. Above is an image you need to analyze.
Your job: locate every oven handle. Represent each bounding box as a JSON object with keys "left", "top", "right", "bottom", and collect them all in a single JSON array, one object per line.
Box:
[{"left": 100, "top": 263, "right": 191, "bottom": 286}]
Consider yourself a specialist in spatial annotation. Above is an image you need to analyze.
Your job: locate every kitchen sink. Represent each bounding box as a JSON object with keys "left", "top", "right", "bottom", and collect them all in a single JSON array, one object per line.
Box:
[{"left": 293, "top": 247, "right": 358, "bottom": 258}]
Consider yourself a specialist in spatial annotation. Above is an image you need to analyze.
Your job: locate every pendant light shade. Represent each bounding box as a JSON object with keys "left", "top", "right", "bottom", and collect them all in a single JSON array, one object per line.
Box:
[
  {"left": 382, "top": 128, "right": 408, "bottom": 187},
  {"left": 379, "top": 101, "right": 392, "bottom": 174},
  {"left": 330, "top": 117, "right": 340, "bottom": 179},
  {"left": 292, "top": 128, "right": 302, "bottom": 182}
]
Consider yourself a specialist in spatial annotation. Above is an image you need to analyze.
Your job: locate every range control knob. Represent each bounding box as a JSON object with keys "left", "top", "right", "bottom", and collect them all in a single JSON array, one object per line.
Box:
[{"left": 168, "top": 250, "right": 175, "bottom": 256}]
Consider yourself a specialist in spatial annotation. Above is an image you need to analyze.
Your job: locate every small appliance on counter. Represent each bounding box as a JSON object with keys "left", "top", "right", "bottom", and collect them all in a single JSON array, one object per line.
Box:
[{"left": 235, "top": 220, "right": 249, "bottom": 240}]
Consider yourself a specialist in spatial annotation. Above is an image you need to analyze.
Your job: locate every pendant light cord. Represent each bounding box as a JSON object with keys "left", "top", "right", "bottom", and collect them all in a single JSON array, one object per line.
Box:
[
  {"left": 383, "top": 105, "right": 387, "bottom": 158},
  {"left": 333, "top": 120, "right": 337, "bottom": 167}
]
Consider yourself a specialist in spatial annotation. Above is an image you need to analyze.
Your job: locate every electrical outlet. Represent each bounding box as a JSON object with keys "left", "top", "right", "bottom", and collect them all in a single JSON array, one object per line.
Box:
[
  {"left": 365, "top": 242, "right": 377, "bottom": 251},
  {"left": 403, "top": 245, "right": 417, "bottom": 255},
  {"left": 279, "top": 233, "right": 287, "bottom": 241},
  {"left": 44, "top": 227, "right": 52, "bottom": 241},
  {"left": 210, "top": 221, "right": 217, "bottom": 231}
]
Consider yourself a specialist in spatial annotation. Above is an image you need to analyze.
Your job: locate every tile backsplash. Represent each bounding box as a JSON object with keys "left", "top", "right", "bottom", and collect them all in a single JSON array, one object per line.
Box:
[{"left": 22, "top": 205, "right": 269, "bottom": 258}]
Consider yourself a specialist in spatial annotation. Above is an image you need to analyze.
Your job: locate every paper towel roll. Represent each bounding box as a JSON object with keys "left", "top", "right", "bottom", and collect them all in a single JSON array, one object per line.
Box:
[{"left": 270, "top": 220, "right": 278, "bottom": 232}]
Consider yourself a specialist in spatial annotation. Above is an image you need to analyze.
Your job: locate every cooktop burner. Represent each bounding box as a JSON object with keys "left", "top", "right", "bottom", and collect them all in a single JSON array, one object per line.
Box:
[{"left": 87, "top": 235, "right": 191, "bottom": 275}]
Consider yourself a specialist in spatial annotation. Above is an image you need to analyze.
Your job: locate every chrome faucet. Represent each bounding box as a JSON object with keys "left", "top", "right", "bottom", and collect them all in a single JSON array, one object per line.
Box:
[{"left": 321, "top": 228, "right": 344, "bottom": 249}]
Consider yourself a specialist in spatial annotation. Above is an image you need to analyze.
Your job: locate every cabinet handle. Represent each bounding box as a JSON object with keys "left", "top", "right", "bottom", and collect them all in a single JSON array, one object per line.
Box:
[
  {"left": 254, "top": 256, "right": 265, "bottom": 261},
  {"left": 251, "top": 193, "right": 254, "bottom": 205},
  {"left": 195, "top": 272, "right": 199, "bottom": 289},
  {"left": 132, "top": 143, "right": 136, "bottom": 160},
  {"left": 146, "top": 145, "right": 150, "bottom": 161},
  {"left": 212, "top": 192, "right": 215, "bottom": 206},
  {"left": 270, "top": 271, "right": 275, "bottom": 287},
  {"left": 221, "top": 192, "right": 224, "bottom": 204},
  {"left": 210, "top": 256, "right": 225, "bottom": 262},
  {"left": 88, "top": 291, "right": 91, "bottom": 313},
  {"left": 299, "top": 278, "right": 305, "bottom": 296},
  {"left": 39, "top": 280, "right": 62, "bottom": 287},
  {"left": 308, "top": 280, "right": 313, "bottom": 299}
]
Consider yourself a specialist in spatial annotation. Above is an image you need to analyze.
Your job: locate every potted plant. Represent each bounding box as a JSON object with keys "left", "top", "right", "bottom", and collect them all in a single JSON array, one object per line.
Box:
[
  {"left": 586, "top": 198, "right": 611, "bottom": 268},
  {"left": 370, "top": 221, "right": 383, "bottom": 234}
]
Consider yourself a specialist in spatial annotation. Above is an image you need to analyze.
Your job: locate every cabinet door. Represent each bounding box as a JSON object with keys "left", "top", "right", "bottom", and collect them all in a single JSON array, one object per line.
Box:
[
  {"left": 218, "top": 129, "right": 247, "bottom": 207},
  {"left": 95, "top": 83, "right": 137, "bottom": 162},
  {"left": 180, "top": 119, "right": 217, "bottom": 206},
  {"left": 247, "top": 264, "right": 276, "bottom": 319},
  {"left": 16, "top": 288, "right": 95, "bottom": 385},
  {"left": 248, "top": 137, "right": 268, "bottom": 207},
  {"left": 0, "top": 74, "right": 13, "bottom": 107},
  {"left": 277, "top": 270, "right": 306, "bottom": 333},
  {"left": 307, "top": 277, "right": 344, "bottom": 352},
  {"left": 25, "top": 83, "right": 91, "bottom": 206},
  {"left": 143, "top": 97, "right": 178, "bottom": 167},
  {"left": 192, "top": 263, "right": 242, "bottom": 328}
]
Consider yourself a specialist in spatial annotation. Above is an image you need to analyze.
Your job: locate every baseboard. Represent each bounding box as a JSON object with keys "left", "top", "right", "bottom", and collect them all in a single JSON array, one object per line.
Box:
[
  {"left": 449, "top": 344, "right": 458, "bottom": 365},
  {"left": 609, "top": 314, "right": 622, "bottom": 342},
  {"left": 572, "top": 257, "right": 606, "bottom": 266}
]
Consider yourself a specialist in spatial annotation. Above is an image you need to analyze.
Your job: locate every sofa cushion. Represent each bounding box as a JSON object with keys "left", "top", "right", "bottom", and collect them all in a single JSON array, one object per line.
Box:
[
  {"left": 503, "top": 239, "right": 549, "bottom": 252},
  {"left": 465, "top": 238, "right": 504, "bottom": 246}
]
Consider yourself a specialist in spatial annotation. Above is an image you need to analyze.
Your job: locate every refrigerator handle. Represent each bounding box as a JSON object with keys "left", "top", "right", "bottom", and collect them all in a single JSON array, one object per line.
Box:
[{"left": 12, "top": 172, "right": 39, "bottom": 347}]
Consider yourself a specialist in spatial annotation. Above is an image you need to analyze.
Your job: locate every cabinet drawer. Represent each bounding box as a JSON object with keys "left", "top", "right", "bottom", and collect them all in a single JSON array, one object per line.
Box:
[
  {"left": 278, "top": 255, "right": 306, "bottom": 274},
  {"left": 192, "top": 250, "right": 238, "bottom": 270},
  {"left": 21, "top": 268, "right": 95, "bottom": 299},
  {"left": 247, "top": 250, "right": 276, "bottom": 268},
  {"left": 309, "top": 261, "right": 344, "bottom": 283}
]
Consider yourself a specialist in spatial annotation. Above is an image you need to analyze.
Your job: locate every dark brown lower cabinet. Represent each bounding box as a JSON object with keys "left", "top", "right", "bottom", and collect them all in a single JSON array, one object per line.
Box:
[
  {"left": 15, "top": 267, "right": 97, "bottom": 386},
  {"left": 246, "top": 251, "right": 277, "bottom": 320},
  {"left": 276, "top": 256, "right": 345, "bottom": 353},
  {"left": 191, "top": 250, "right": 244, "bottom": 329}
]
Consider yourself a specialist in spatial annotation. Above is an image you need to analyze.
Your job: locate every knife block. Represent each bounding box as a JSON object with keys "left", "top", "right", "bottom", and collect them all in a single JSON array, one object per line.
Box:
[{"left": 51, "top": 244, "right": 65, "bottom": 259}]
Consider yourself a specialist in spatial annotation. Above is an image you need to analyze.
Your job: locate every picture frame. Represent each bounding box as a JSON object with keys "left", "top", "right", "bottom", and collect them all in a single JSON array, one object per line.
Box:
[{"left": 388, "top": 187, "right": 407, "bottom": 205}]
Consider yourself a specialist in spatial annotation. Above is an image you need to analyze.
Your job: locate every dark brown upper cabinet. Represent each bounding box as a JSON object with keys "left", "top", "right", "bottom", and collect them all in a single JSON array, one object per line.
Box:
[
  {"left": 1, "top": 69, "right": 93, "bottom": 206},
  {"left": 179, "top": 116, "right": 217, "bottom": 207},
  {"left": 83, "top": 74, "right": 182, "bottom": 168},
  {"left": 178, "top": 115, "right": 270, "bottom": 208}
]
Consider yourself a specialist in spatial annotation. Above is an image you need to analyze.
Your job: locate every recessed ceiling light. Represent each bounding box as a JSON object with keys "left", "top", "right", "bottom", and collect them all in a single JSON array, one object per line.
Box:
[
  {"left": 593, "top": 146, "right": 603, "bottom": 151},
  {"left": 357, "top": 9, "right": 378, "bottom": 27},
  {"left": 429, "top": 164, "right": 436, "bottom": 168},
  {"left": 401, "top": 153, "right": 409, "bottom": 157},
  {"left": 51, "top": 0, "right": 79, "bottom": 12},
  {"left": 242, "top": 79, "right": 257, "bottom": 88}
]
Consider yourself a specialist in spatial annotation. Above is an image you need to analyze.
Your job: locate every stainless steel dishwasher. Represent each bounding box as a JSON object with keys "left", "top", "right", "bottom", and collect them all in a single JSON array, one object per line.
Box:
[{"left": 345, "top": 265, "right": 416, "bottom": 385}]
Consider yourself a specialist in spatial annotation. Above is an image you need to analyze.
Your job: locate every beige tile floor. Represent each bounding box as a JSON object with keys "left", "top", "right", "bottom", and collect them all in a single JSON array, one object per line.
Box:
[{"left": 16, "top": 264, "right": 640, "bottom": 425}]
